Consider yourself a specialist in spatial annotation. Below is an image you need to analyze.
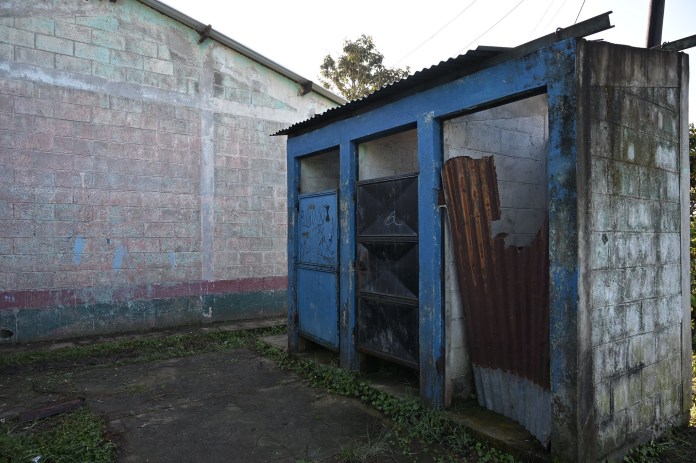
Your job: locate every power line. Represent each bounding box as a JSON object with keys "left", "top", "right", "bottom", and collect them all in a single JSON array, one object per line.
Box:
[
  {"left": 528, "top": 0, "right": 557, "bottom": 39},
  {"left": 456, "top": 0, "right": 529, "bottom": 55},
  {"left": 574, "top": 0, "right": 587, "bottom": 24},
  {"left": 392, "top": 0, "right": 481, "bottom": 66},
  {"left": 540, "top": 0, "right": 570, "bottom": 35}
]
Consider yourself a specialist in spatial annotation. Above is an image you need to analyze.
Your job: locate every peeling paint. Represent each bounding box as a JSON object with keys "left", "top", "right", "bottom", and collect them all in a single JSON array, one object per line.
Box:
[
  {"left": 112, "top": 245, "right": 127, "bottom": 270},
  {"left": 73, "top": 235, "right": 85, "bottom": 265}
]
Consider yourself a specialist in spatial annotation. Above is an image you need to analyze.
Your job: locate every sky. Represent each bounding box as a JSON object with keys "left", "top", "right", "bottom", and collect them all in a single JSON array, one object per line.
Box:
[{"left": 160, "top": 0, "right": 694, "bottom": 121}]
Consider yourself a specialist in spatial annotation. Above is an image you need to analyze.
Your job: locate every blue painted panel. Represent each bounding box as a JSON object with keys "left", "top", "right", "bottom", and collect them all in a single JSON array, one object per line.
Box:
[
  {"left": 339, "top": 141, "right": 360, "bottom": 370},
  {"left": 298, "top": 192, "right": 338, "bottom": 269},
  {"left": 417, "top": 115, "right": 445, "bottom": 407},
  {"left": 298, "top": 267, "right": 339, "bottom": 350},
  {"left": 297, "top": 190, "right": 339, "bottom": 350},
  {"left": 287, "top": 156, "right": 301, "bottom": 352}
]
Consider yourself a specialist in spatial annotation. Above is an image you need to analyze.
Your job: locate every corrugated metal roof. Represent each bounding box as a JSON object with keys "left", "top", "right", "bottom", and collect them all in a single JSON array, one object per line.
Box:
[
  {"left": 274, "top": 46, "right": 506, "bottom": 137},
  {"left": 276, "top": 11, "right": 613, "bottom": 137},
  {"left": 138, "top": 0, "right": 346, "bottom": 105}
]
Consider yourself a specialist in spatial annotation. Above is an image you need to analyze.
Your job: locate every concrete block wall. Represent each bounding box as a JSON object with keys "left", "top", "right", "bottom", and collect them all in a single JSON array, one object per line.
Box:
[
  {"left": 0, "top": 0, "right": 337, "bottom": 342},
  {"left": 443, "top": 94, "right": 549, "bottom": 247},
  {"left": 358, "top": 130, "right": 418, "bottom": 180},
  {"left": 299, "top": 149, "right": 340, "bottom": 194},
  {"left": 580, "top": 42, "right": 690, "bottom": 459}
]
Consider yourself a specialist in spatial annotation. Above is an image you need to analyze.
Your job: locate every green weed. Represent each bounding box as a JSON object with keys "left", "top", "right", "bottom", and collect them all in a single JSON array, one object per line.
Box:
[
  {"left": 0, "top": 407, "right": 115, "bottom": 463},
  {"left": 0, "top": 325, "right": 285, "bottom": 370},
  {"left": 337, "top": 427, "right": 393, "bottom": 462}
]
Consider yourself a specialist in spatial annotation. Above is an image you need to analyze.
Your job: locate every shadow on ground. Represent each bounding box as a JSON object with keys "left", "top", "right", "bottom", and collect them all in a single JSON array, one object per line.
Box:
[
  {"left": 2, "top": 321, "right": 694, "bottom": 463},
  {"left": 0, "top": 321, "right": 430, "bottom": 462}
]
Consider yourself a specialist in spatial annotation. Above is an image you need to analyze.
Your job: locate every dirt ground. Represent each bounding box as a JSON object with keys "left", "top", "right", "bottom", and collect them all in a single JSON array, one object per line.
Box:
[
  {"left": 1, "top": 323, "right": 693, "bottom": 462},
  {"left": 1, "top": 347, "right": 402, "bottom": 462}
]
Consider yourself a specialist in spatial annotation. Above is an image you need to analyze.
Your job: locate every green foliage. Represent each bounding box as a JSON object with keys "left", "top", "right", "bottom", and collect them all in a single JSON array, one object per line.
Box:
[
  {"left": 0, "top": 407, "right": 115, "bottom": 463},
  {"left": 623, "top": 438, "right": 667, "bottom": 463},
  {"left": 319, "top": 35, "right": 409, "bottom": 101}
]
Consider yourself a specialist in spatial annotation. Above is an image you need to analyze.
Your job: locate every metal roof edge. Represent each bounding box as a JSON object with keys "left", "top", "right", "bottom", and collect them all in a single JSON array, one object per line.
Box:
[{"left": 137, "top": 0, "right": 346, "bottom": 105}]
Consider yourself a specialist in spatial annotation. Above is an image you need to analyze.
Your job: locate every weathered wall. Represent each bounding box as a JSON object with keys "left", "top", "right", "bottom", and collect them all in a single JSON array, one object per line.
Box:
[
  {"left": 578, "top": 42, "right": 691, "bottom": 459},
  {"left": 443, "top": 95, "right": 549, "bottom": 247},
  {"left": 0, "top": 0, "right": 337, "bottom": 342},
  {"left": 357, "top": 130, "right": 418, "bottom": 180},
  {"left": 299, "top": 149, "right": 340, "bottom": 194}
]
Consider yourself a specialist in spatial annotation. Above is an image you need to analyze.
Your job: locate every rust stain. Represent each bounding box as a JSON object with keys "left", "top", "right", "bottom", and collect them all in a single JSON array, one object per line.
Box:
[{"left": 442, "top": 156, "right": 550, "bottom": 389}]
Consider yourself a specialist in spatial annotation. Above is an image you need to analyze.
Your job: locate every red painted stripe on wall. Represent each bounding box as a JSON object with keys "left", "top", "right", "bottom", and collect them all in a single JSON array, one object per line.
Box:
[{"left": 0, "top": 276, "right": 289, "bottom": 310}]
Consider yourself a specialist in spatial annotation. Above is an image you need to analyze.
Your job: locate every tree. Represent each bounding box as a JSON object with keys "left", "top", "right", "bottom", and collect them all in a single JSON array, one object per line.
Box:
[{"left": 319, "top": 35, "right": 409, "bottom": 101}]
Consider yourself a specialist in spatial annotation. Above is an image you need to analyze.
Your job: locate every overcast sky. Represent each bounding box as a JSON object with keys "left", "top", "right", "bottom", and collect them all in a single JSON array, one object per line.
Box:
[{"left": 161, "top": 0, "right": 694, "bottom": 120}]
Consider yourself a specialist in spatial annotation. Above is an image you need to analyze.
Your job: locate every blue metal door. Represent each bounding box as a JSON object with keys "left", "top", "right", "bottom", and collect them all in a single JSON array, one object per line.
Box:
[{"left": 297, "top": 191, "right": 339, "bottom": 350}]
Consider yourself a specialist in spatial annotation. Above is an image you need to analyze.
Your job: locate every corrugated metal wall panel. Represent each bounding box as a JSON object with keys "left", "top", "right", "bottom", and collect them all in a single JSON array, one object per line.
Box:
[{"left": 442, "top": 156, "right": 550, "bottom": 445}]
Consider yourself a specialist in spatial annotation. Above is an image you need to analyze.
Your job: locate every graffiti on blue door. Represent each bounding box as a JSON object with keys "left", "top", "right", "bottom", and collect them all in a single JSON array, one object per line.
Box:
[
  {"left": 299, "top": 196, "right": 338, "bottom": 267},
  {"left": 297, "top": 191, "right": 339, "bottom": 350}
]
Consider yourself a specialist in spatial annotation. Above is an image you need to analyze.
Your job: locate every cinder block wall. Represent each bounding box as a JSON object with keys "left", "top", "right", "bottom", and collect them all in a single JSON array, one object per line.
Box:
[
  {"left": 443, "top": 95, "right": 549, "bottom": 246},
  {"left": 579, "top": 42, "right": 691, "bottom": 459},
  {"left": 358, "top": 130, "right": 418, "bottom": 180},
  {"left": 0, "top": 0, "right": 337, "bottom": 342},
  {"left": 299, "top": 149, "right": 340, "bottom": 194}
]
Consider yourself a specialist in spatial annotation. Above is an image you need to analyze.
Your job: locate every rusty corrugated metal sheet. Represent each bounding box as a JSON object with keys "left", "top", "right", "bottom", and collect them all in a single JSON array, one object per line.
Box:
[{"left": 442, "top": 155, "right": 550, "bottom": 445}]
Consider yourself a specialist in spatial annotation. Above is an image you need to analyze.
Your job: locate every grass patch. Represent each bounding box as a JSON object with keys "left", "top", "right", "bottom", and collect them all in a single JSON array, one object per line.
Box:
[
  {"left": 0, "top": 325, "right": 286, "bottom": 371},
  {"left": 0, "top": 407, "right": 115, "bottom": 463},
  {"left": 336, "top": 427, "right": 393, "bottom": 462}
]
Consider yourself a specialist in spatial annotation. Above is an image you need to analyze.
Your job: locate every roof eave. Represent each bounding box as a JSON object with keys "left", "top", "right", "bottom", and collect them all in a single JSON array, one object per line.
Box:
[{"left": 137, "top": 0, "right": 346, "bottom": 105}]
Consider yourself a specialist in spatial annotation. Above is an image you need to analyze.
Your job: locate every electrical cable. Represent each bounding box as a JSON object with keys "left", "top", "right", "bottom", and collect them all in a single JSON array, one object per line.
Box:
[
  {"left": 528, "top": 0, "right": 557, "bottom": 39},
  {"left": 539, "top": 0, "right": 570, "bottom": 35},
  {"left": 456, "top": 0, "right": 529, "bottom": 55},
  {"left": 392, "top": 0, "right": 481, "bottom": 66},
  {"left": 574, "top": 0, "right": 587, "bottom": 23}
]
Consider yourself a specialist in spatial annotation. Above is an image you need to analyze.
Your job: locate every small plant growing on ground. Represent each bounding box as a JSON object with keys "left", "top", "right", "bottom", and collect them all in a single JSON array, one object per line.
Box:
[
  {"left": 337, "top": 427, "right": 393, "bottom": 462},
  {"left": 0, "top": 407, "right": 115, "bottom": 463}
]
